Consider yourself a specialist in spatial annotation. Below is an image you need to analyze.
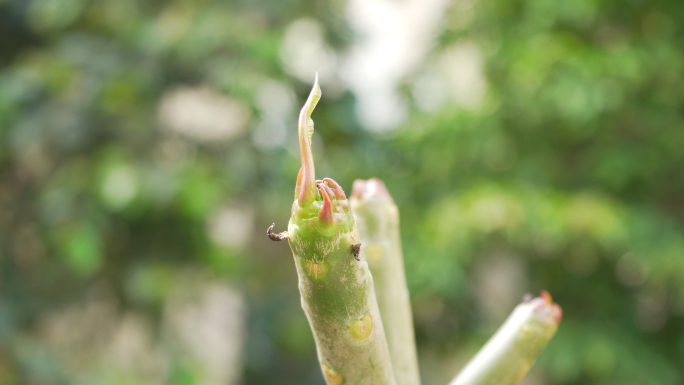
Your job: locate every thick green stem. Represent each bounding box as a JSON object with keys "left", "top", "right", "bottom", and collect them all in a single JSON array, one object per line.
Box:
[
  {"left": 448, "top": 292, "right": 562, "bottom": 385},
  {"left": 284, "top": 78, "right": 396, "bottom": 385},
  {"left": 350, "top": 178, "right": 421, "bottom": 385}
]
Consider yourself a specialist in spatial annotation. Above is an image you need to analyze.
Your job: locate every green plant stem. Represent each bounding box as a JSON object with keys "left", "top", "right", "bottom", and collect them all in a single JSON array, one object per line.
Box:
[
  {"left": 279, "top": 76, "right": 396, "bottom": 385},
  {"left": 448, "top": 292, "right": 562, "bottom": 385},
  {"left": 350, "top": 178, "right": 421, "bottom": 385}
]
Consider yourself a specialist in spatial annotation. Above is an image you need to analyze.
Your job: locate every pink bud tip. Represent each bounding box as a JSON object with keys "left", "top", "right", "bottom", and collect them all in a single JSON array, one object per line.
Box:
[
  {"left": 552, "top": 303, "right": 563, "bottom": 323},
  {"left": 323, "top": 178, "right": 347, "bottom": 200},
  {"left": 531, "top": 290, "right": 562, "bottom": 325},
  {"left": 351, "top": 178, "right": 391, "bottom": 201},
  {"left": 318, "top": 182, "right": 334, "bottom": 225},
  {"left": 351, "top": 180, "right": 366, "bottom": 200}
]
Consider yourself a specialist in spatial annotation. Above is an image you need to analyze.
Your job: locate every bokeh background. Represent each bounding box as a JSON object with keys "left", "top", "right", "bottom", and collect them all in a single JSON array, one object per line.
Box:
[{"left": 1, "top": 0, "right": 683, "bottom": 384}]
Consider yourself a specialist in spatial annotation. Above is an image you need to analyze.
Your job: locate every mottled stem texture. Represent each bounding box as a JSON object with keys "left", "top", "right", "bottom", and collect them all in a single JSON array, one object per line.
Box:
[
  {"left": 350, "top": 178, "right": 421, "bottom": 385},
  {"left": 284, "top": 76, "right": 396, "bottom": 385},
  {"left": 448, "top": 292, "right": 562, "bottom": 385}
]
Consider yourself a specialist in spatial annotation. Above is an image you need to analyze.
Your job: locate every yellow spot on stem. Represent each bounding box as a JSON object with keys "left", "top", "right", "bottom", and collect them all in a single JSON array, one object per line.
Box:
[
  {"left": 321, "top": 361, "right": 344, "bottom": 385},
  {"left": 349, "top": 314, "right": 373, "bottom": 341},
  {"left": 303, "top": 260, "right": 329, "bottom": 280}
]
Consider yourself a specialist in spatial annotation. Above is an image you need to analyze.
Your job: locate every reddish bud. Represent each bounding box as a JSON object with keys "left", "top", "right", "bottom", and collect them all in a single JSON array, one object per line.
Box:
[
  {"left": 552, "top": 303, "right": 563, "bottom": 323},
  {"left": 351, "top": 178, "right": 391, "bottom": 201},
  {"left": 318, "top": 183, "right": 334, "bottom": 225},
  {"left": 323, "top": 178, "right": 347, "bottom": 200},
  {"left": 532, "top": 290, "right": 562, "bottom": 325}
]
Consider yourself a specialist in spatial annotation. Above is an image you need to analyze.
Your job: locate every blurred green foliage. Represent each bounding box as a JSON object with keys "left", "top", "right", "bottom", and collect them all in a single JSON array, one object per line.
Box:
[{"left": 0, "top": 0, "right": 683, "bottom": 384}]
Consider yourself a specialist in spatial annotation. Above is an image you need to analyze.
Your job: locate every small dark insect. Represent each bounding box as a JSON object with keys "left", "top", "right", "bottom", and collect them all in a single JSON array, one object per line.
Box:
[
  {"left": 267, "top": 223, "right": 289, "bottom": 241},
  {"left": 352, "top": 242, "right": 362, "bottom": 261}
]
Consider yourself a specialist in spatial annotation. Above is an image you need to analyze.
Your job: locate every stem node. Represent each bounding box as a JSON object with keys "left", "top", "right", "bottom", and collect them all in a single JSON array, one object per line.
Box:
[
  {"left": 267, "top": 223, "right": 289, "bottom": 241},
  {"left": 352, "top": 242, "right": 362, "bottom": 261}
]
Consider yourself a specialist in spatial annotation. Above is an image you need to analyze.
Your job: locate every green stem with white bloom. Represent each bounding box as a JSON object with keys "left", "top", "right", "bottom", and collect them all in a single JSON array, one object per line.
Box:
[
  {"left": 351, "top": 178, "right": 421, "bottom": 385},
  {"left": 448, "top": 292, "right": 562, "bottom": 385},
  {"left": 273, "top": 76, "right": 397, "bottom": 385}
]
